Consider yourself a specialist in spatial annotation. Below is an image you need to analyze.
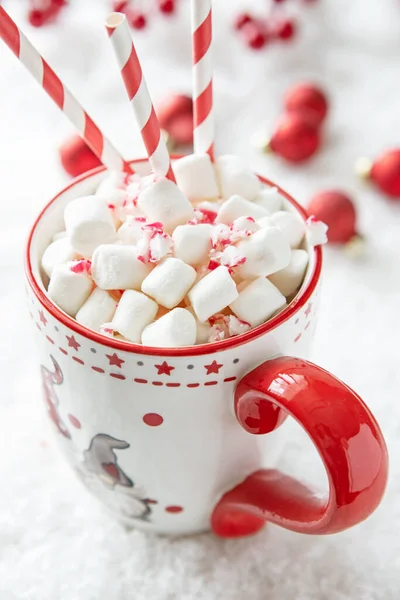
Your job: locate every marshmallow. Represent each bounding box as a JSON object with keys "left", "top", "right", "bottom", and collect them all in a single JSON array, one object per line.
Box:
[
  {"left": 216, "top": 155, "right": 261, "bottom": 201},
  {"left": 48, "top": 263, "right": 93, "bottom": 317},
  {"left": 230, "top": 277, "right": 286, "bottom": 327},
  {"left": 41, "top": 238, "right": 78, "bottom": 278},
  {"left": 186, "top": 307, "right": 212, "bottom": 344},
  {"left": 91, "top": 244, "right": 152, "bottom": 291},
  {"left": 235, "top": 227, "right": 291, "bottom": 279},
  {"left": 111, "top": 290, "right": 158, "bottom": 343},
  {"left": 197, "top": 200, "right": 221, "bottom": 213},
  {"left": 257, "top": 216, "right": 272, "bottom": 229},
  {"left": 141, "top": 308, "right": 196, "bottom": 347},
  {"left": 64, "top": 195, "right": 116, "bottom": 257},
  {"left": 76, "top": 287, "right": 117, "bottom": 331},
  {"left": 172, "top": 224, "right": 212, "bottom": 266},
  {"left": 137, "top": 179, "right": 194, "bottom": 233},
  {"left": 232, "top": 216, "right": 260, "bottom": 234},
  {"left": 253, "top": 187, "right": 283, "bottom": 213},
  {"left": 141, "top": 257, "right": 197, "bottom": 309},
  {"left": 173, "top": 154, "right": 219, "bottom": 201},
  {"left": 188, "top": 266, "right": 238, "bottom": 323},
  {"left": 52, "top": 231, "right": 67, "bottom": 241},
  {"left": 306, "top": 216, "right": 328, "bottom": 246},
  {"left": 96, "top": 172, "right": 125, "bottom": 197},
  {"left": 216, "top": 195, "right": 269, "bottom": 225},
  {"left": 268, "top": 211, "right": 305, "bottom": 249},
  {"left": 268, "top": 249, "right": 309, "bottom": 297},
  {"left": 117, "top": 216, "right": 146, "bottom": 245}
]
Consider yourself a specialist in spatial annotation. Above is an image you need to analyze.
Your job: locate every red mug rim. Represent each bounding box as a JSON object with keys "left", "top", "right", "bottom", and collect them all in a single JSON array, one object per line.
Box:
[{"left": 25, "top": 158, "right": 323, "bottom": 357}]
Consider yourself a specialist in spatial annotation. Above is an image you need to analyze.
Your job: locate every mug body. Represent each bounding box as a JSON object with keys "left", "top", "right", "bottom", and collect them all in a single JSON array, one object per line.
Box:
[{"left": 25, "top": 161, "right": 322, "bottom": 536}]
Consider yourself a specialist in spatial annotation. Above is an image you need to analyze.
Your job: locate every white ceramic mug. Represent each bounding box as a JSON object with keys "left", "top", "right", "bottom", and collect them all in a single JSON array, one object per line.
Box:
[{"left": 25, "top": 159, "right": 388, "bottom": 538}]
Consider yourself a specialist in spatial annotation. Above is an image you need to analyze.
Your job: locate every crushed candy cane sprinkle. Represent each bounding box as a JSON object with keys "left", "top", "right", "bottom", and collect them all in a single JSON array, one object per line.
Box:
[{"left": 42, "top": 153, "right": 327, "bottom": 347}]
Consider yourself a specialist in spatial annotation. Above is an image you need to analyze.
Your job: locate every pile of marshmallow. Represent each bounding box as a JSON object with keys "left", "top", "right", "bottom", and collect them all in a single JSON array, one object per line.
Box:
[{"left": 41, "top": 154, "right": 327, "bottom": 347}]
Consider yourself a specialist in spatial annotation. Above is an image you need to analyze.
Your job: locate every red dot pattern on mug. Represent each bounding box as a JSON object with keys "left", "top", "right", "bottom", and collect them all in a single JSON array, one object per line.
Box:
[
  {"left": 165, "top": 505, "right": 183, "bottom": 513},
  {"left": 30, "top": 294, "right": 319, "bottom": 387},
  {"left": 143, "top": 413, "right": 164, "bottom": 427}
]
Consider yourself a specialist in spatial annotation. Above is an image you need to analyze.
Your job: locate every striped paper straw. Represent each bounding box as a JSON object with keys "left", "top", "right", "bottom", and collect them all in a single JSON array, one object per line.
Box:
[
  {"left": 0, "top": 7, "right": 132, "bottom": 174},
  {"left": 106, "top": 13, "right": 175, "bottom": 182},
  {"left": 191, "top": 0, "right": 214, "bottom": 160}
]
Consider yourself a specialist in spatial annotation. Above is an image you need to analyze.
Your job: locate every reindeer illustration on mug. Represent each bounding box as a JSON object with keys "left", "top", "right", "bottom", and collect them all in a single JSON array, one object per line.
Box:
[
  {"left": 40, "top": 355, "right": 152, "bottom": 521},
  {"left": 41, "top": 354, "right": 71, "bottom": 439}
]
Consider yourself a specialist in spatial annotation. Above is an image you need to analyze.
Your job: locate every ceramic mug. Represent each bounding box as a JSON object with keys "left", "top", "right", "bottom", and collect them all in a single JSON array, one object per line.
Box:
[{"left": 25, "top": 159, "right": 388, "bottom": 538}]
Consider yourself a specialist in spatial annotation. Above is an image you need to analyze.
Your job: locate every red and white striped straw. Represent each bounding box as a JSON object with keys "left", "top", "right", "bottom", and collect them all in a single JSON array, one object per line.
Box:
[
  {"left": 106, "top": 13, "right": 175, "bottom": 182},
  {"left": 0, "top": 6, "right": 132, "bottom": 174},
  {"left": 191, "top": 0, "right": 214, "bottom": 160}
]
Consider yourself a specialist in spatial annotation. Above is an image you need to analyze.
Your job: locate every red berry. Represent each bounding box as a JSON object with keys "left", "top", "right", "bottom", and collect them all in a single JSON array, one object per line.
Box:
[
  {"left": 158, "top": 0, "right": 175, "bottom": 14},
  {"left": 28, "top": 10, "right": 46, "bottom": 27},
  {"left": 113, "top": 1, "right": 130, "bottom": 11},
  {"left": 270, "top": 112, "right": 320, "bottom": 163},
  {"left": 284, "top": 83, "right": 328, "bottom": 126},
  {"left": 129, "top": 12, "right": 147, "bottom": 30},
  {"left": 276, "top": 19, "right": 296, "bottom": 41},
  {"left": 234, "top": 13, "right": 253, "bottom": 30},
  {"left": 370, "top": 149, "right": 400, "bottom": 199},
  {"left": 28, "top": 0, "right": 66, "bottom": 27},
  {"left": 59, "top": 135, "right": 102, "bottom": 178},
  {"left": 307, "top": 191, "right": 357, "bottom": 244},
  {"left": 242, "top": 22, "right": 268, "bottom": 50}
]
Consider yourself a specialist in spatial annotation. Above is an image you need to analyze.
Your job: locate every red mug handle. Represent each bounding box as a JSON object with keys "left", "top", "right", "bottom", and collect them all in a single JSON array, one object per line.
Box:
[{"left": 211, "top": 357, "right": 388, "bottom": 538}]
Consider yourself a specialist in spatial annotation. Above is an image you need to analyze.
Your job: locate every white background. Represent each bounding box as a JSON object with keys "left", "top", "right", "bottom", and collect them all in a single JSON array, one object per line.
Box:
[{"left": 1, "top": 0, "right": 400, "bottom": 598}]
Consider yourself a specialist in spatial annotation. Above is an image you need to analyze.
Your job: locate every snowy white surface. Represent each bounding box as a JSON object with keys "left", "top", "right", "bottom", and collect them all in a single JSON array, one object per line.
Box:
[{"left": 1, "top": 1, "right": 400, "bottom": 598}]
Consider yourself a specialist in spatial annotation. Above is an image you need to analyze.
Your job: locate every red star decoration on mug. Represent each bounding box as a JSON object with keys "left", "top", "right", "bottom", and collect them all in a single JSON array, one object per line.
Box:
[
  {"left": 305, "top": 302, "right": 312, "bottom": 318},
  {"left": 66, "top": 335, "right": 81, "bottom": 352},
  {"left": 155, "top": 361, "right": 175, "bottom": 376},
  {"left": 38, "top": 310, "right": 47, "bottom": 326},
  {"left": 204, "top": 360, "right": 223, "bottom": 375},
  {"left": 106, "top": 353, "right": 125, "bottom": 368}
]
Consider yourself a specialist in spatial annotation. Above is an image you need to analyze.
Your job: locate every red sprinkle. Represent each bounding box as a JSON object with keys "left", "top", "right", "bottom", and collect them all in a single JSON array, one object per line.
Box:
[
  {"left": 69, "top": 259, "right": 92, "bottom": 275},
  {"left": 207, "top": 259, "right": 220, "bottom": 271},
  {"left": 129, "top": 12, "right": 147, "bottom": 30}
]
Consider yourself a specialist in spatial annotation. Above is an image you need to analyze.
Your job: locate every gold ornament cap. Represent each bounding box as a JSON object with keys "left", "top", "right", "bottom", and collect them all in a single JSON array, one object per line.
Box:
[
  {"left": 343, "top": 233, "right": 365, "bottom": 258},
  {"left": 251, "top": 130, "right": 271, "bottom": 154},
  {"left": 355, "top": 157, "right": 372, "bottom": 180}
]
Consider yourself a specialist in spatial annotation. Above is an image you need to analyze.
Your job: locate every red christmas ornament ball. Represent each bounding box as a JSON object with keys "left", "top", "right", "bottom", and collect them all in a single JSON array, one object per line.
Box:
[
  {"left": 284, "top": 83, "right": 328, "bottom": 126},
  {"left": 59, "top": 135, "right": 102, "bottom": 177},
  {"left": 370, "top": 149, "right": 400, "bottom": 199},
  {"left": 269, "top": 112, "right": 320, "bottom": 163},
  {"left": 157, "top": 94, "right": 193, "bottom": 146},
  {"left": 307, "top": 190, "right": 357, "bottom": 243}
]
